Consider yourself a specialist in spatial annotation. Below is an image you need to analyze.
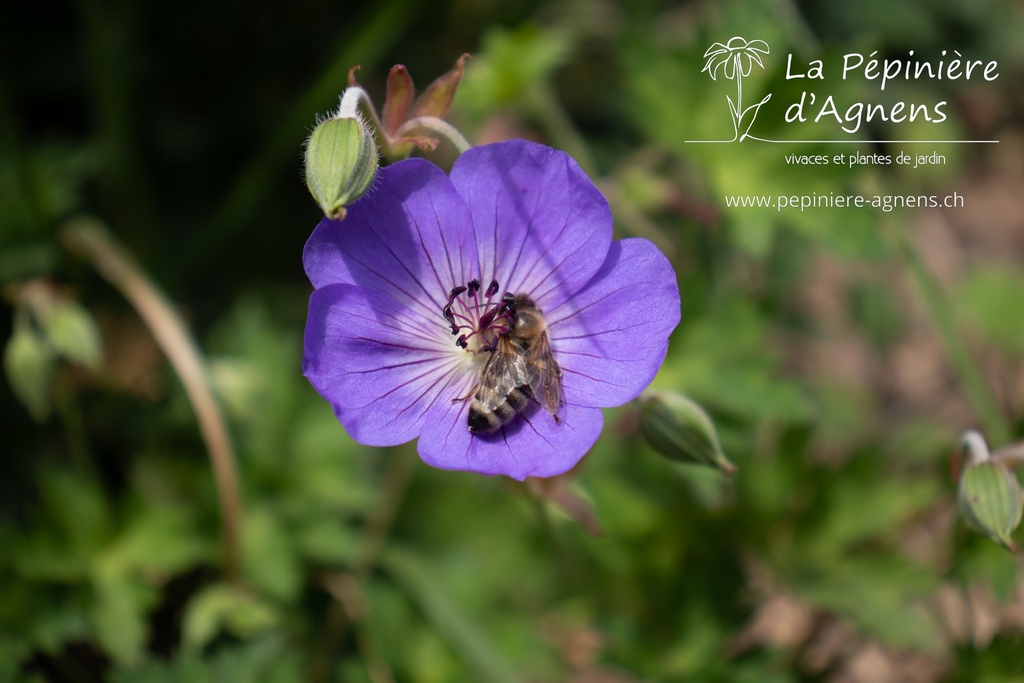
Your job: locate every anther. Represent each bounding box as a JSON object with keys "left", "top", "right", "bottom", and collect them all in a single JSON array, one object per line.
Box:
[
  {"left": 467, "top": 279, "right": 481, "bottom": 296},
  {"left": 447, "top": 285, "right": 467, "bottom": 303},
  {"left": 442, "top": 302, "right": 454, "bottom": 322},
  {"left": 485, "top": 280, "right": 499, "bottom": 297},
  {"left": 456, "top": 334, "right": 468, "bottom": 349}
]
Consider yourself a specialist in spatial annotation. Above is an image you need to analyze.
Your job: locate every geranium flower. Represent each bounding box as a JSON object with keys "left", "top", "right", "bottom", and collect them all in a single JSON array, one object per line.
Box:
[{"left": 302, "top": 140, "right": 680, "bottom": 479}]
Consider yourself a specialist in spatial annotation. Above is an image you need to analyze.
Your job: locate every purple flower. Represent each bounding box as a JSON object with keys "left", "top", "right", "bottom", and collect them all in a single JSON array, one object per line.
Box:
[{"left": 302, "top": 140, "right": 680, "bottom": 480}]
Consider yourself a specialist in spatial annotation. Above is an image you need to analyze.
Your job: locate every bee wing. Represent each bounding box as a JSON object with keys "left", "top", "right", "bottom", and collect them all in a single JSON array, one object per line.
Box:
[
  {"left": 475, "top": 338, "right": 532, "bottom": 412},
  {"left": 526, "top": 331, "right": 562, "bottom": 416}
]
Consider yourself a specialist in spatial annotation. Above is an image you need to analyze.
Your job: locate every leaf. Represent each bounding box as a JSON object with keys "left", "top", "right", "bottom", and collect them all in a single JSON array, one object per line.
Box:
[
  {"left": 381, "top": 547, "right": 520, "bottom": 683},
  {"left": 3, "top": 323, "right": 54, "bottom": 421},
  {"left": 103, "top": 505, "right": 208, "bottom": 577},
  {"left": 112, "top": 635, "right": 295, "bottom": 683},
  {"left": 241, "top": 507, "right": 302, "bottom": 602},
  {"left": 955, "top": 266, "right": 1024, "bottom": 357},
  {"left": 182, "top": 584, "right": 280, "bottom": 652},
  {"left": 43, "top": 299, "right": 102, "bottom": 370},
  {"left": 794, "top": 558, "right": 942, "bottom": 652},
  {"left": 294, "top": 517, "right": 358, "bottom": 564},
  {"left": 90, "top": 571, "right": 152, "bottom": 668}
]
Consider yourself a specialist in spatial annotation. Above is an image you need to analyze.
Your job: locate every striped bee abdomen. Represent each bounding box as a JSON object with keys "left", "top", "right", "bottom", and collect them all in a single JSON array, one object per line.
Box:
[{"left": 467, "top": 384, "right": 533, "bottom": 434}]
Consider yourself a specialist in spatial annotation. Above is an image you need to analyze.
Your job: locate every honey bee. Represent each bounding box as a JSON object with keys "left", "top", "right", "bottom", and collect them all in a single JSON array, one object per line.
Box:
[{"left": 467, "top": 294, "right": 563, "bottom": 434}]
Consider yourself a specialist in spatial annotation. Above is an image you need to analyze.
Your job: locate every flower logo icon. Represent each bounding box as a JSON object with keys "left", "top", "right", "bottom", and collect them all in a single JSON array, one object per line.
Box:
[{"left": 700, "top": 36, "right": 772, "bottom": 142}]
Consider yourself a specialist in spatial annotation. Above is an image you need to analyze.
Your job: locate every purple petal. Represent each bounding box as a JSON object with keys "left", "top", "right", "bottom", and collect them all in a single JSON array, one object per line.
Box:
[
  {"left": 417, "top": 386, "right": 605, "bottom": 480},
  {"left": 548, "top": 238, "right": 680, "bottom": 408},
  {"left": 303, "top": 158, "right": 476, "bottom": 317},
  {"left": 449, "top": 140, "right": 612, "bottom": 312},
  {"left": 303, "top": 283, "right": 467, "bottom": 446}
]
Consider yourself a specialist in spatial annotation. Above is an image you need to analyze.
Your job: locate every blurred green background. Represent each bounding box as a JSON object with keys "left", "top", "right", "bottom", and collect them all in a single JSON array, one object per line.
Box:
[{"left": 3, "top": 0, "right": 1024, "bottom": 681}]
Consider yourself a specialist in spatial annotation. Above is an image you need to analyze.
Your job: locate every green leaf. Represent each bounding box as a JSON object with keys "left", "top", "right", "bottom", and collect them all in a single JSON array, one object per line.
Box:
[
  {"left": 295, "top": 517, "right": 358, "bottom": 564},
  {"left": 90, "top": 572, "right": 152, "bottom": 668},
  {"left": 182, "top": 584, "right": 279, "bottom": 652},
  {"left": 795, "top": 558, "right": 942, "bottom": 652},
  {"left": 381, "top": 547, "right": 520, "bottom": 683},
  {"left": 956, "top": 266, "right": 1024, "bottom": 357},
  {"left": 3, "top": 324, "right": 54, "bottom": 421},
  {"left": 241, "top": 507, "right": 302, "bottom": 602},
  {"left": 103, "top": 505, "right": 208, "bottom": 577},
  {"left": 43, "top": 299, "right": 102, "bottom": 370}
]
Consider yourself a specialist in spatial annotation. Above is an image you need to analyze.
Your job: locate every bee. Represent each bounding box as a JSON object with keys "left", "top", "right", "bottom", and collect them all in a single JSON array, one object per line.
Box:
[{"left": 467, "top": 294, "right": 563, "bottom": 434}]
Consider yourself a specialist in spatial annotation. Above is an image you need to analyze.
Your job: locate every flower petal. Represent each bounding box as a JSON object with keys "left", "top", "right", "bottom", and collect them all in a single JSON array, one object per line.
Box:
[
  {"left": 417, "top": 387, "right": 604, "bottom": 480},
  {"left": 449, "top": 140, "right": 612, "bottom": 311},
  {"left": 548, "top": 238, "right": 680, "bottom": 408},
  {"left": 746, "top": 40, "right": 769, "bottom": 54},
  {"left": 303, "top": 283, "right": 466, "bottom": 446},
  {"left": 703, "top": 42, "right": 729, "bottom": 58},
  {"left": 303, "top": 158, "right": 476, "bottom": 318},
  {"left": 723, "top": 55, "right": 737, "bottom": 80}
]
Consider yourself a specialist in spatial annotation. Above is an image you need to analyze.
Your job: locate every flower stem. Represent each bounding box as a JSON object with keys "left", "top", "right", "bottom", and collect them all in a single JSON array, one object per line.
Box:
[
  {"left": 735, "top": 55, "right": 743, "bottom": 120},
  {"left": 395, "top": 116, "right": 472, "bottom": 155},
  {"left": 336, "top": 85, "right": 376, "bottom": 120},
  {"left": 890, "top": 222, "right": 1009, "bottom": 446},
  {"left": 60, "top": 219, "right": 243, "bottom": 580},
  {"left": 961, "top": 429, "right": 990, "bottom": 465},
  {"left": 992, "top": 440, "right": 1024, "bottom": 469}
]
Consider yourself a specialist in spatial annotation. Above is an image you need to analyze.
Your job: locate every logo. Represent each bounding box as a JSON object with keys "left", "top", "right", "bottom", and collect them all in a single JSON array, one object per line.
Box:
[
  {"left": 688, "top": 36, "right": 1000, "bottom": 145},
  {"left": 699, "top": 37, "right": 772, "bottom": 143}
]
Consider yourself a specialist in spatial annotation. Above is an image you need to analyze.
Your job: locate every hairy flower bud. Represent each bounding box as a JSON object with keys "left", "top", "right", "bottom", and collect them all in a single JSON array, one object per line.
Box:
[
  {"left": 958, "top": 460, "right": 1023, "bottom": 552},
  {"left": 304, "top": 113, "right": 378, "bottom": 220},
  {"left": 639, "top": 391, "right": 736, "bottom": 474}
]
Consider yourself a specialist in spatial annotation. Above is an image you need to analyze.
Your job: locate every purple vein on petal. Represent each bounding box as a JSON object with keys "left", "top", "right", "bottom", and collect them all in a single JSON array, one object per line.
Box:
[
  {"left": 426, "top": 192, "right": 466, "bottom": 293},
  {"left": 344, "top": 298, "right": 449, "bottom": 351},
  {"left": 407, "top": 197, "right": 457, "bottom": 305},
  {"left": 334, "top": 240, "right": 439, "bottom": 319},
  {"left": 559, "top": 365, "right": 632, "bottom": 387},
  {"left": 353, "top": 356, "right": 461, "bottom": 412},
  {"left": 392, "top": 359, "right": 465, "bottom": 423}
]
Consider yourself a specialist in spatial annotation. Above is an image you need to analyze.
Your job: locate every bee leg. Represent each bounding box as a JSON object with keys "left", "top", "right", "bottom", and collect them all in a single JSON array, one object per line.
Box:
[{"left": 451, "top": 384, "right": 478, "bottom": 403}]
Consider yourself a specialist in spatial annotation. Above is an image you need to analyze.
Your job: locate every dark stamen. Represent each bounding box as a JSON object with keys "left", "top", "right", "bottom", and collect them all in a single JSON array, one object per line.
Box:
[
  {"left": 447, "top": 285, "right": 467, "bottom": 303},
  {"left": 444, "top": 279, "right": 518, "bottom": 352}
]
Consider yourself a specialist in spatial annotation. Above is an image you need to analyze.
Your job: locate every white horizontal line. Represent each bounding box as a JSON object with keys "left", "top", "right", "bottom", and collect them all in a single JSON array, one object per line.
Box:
[{"left": 684, "top": 139, "right": 999, "bottom": 144}]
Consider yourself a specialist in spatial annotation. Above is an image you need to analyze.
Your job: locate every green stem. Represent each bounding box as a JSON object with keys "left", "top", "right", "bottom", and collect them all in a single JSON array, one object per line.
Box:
[{"left": 891, "top": 223, "right": 1009, "bottom": 445}]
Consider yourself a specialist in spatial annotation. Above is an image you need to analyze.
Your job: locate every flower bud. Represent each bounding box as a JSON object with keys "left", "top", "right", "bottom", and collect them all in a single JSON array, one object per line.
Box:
[
  {"left": 958, "top": 460, "right": 1023, "bottom": 552},
  {"left": 304, "top": 114, "right": 378, "bottom": 220},
  {"left": 639, "top": 391, "right": 736, "bottom": 475}
]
